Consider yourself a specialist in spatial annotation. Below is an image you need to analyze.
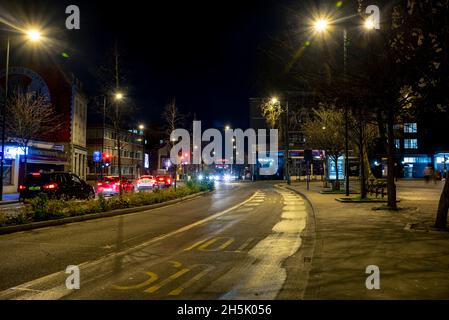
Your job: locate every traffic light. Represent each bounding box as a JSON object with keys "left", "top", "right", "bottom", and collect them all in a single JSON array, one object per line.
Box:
[{"left": 103, "top": 153, "right": 112, "bottom": 167}]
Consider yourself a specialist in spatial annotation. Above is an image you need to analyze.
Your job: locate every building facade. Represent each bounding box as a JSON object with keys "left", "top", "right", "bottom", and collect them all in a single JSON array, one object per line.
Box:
[
  {"left": 0, "top": 66, "right": 87, "bottom": 193},
  {"left": 86, "top": 125, "right": 146, "bottom": 181}
]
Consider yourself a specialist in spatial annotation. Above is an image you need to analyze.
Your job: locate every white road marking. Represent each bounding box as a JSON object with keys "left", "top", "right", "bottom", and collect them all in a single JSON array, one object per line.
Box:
[{"left": 226, "top": 189, "right": 307, "bottom": 300}]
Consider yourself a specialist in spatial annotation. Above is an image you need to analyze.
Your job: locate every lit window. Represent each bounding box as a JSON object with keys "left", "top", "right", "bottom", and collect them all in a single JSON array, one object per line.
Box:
[
  {"left": 394, "top": 139, "right": 400, "bottom": 149},
  {"left": 404, "top": 123, "right": 417, "bottom": 133},
  {"left": 404, "top": 139, "right": 418, "bottom": 149}
]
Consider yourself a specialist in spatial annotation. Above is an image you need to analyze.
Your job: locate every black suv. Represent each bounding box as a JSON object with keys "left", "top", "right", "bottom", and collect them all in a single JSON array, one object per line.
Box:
[{"left": 19, "top": 172, "right": 95, "bottom": 200}]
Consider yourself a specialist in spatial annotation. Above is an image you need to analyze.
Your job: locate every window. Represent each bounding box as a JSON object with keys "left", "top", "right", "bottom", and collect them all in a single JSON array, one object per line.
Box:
[
  {"left": 2, "top": 160, "right": 13, "bottom": 185},
  {"left": 404, "top": 139, "right": 418, "bottom": 149},
  {"left": 394, "top": 139, "right": 401, "bottom": 149},
  {"left": 404, "top": 123, "right": 417, "bottom": 133}
]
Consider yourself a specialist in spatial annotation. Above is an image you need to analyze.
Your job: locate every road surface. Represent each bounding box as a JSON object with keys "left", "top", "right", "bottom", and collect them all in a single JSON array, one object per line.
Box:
[{"left": 0, "top": 181, "right": 313, "bottom": 300}]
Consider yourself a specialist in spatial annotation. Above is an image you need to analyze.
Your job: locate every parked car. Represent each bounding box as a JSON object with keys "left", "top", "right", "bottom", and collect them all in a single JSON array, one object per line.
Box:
[
  {"left": 136, "top": 175, "right": 156, "bottom": 191},
  {"left": 96, "top": 176, "right": 134, "bottom": 195},
  {"left": 154, "top": 175, "right": 173, "bottom": 188},
  {"left": 19, "top": 172, "right": 95, "bottom": 200}
]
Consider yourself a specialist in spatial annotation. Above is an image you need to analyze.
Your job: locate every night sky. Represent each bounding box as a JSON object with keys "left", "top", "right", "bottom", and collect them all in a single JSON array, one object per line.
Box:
[{"left": 1, "top": 0, "right": 292, "bottom": 129}]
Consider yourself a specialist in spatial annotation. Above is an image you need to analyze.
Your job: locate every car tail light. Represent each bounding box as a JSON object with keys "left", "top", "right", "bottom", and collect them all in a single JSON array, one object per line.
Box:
[
  {"left": 97, "top": 182, "right": 103, "bottom": 186},
  {"left": 167, "top": 179, "right": 171, "bottom": 184},
  {"left": 32, "top": 172, "right": 41, "bottom": 177},
  {"left": 43, "top": 183, "right": 58, "bottom": 190},
  {"left": 115, "top": 182, "right": 120, "bottom": 186},
  {"left": 19, "top": 185, "right": 27, "bottom": 190}
]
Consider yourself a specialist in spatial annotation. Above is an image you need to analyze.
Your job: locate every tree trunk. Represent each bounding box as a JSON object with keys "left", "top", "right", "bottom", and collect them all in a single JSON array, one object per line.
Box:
[
  {"left": 359, "top": 118, "right": 367, "bottom": 199},
  {"left": 23, "top": 145, "right": 28, "bottom": 176},
  {"left": 117, "top": 130, "right": 122, "bottom": 197},
  {"left": 386, "top": 108, "right": 397, "bottom": 209},
  {"left": 435, "top": 172, "right": 449, "bottom": 229},
  {"left": 334, "top": 157, "right": 340, "bottom": 191}
]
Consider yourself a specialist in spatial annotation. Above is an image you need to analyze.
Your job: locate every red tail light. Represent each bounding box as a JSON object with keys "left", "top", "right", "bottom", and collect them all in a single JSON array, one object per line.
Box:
[
  {"left": 115, "top": 182, "right": 120, "bottom": 186},
  {"left": 19, "top": 185, "right": 27, "bottom": 190},
  {"left": 43, "top": 183, "right": 58, "bottom": 190},
  {"left": 97, "top": 182, "right": 103, "bottom": 186},
  {"left": 167, "top": 179, "right": 171, "bottom": 184}
]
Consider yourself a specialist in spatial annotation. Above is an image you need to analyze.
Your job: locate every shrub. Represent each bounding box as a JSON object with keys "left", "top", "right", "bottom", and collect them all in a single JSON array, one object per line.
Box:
[
  {"left": 0, "top": 211, "right": 7, "bottom": 226},
  {"left": 29, "top": 193, "right": 50, "bottom": 221},
  {"left": 46, "top": 199, "right": 66, "bottom": 218},
  {"left": 9, "top": 207, "right": 32, "bottom": 225},
  {"left": 97, "top": 194, "right": 107, "bottom": 212}
]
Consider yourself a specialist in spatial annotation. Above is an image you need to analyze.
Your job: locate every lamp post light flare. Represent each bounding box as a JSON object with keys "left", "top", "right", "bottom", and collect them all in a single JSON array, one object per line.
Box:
[
  {"left": 314, "top": 19, "right": 330, "bottom": 32},
  {"left": 26, "top": 29, "right": 42, "bottom": 42}
]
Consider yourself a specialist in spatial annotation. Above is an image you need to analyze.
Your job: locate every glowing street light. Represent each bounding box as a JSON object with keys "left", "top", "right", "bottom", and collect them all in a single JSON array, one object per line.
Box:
[
  {"left": 271, "top": 97, "right": 279, "bottom": 104},
  {"left": 364, "top": 18, "right": 375, "bottom": 30},
  {"left": 313, "top": 19, "right": 330, "bottom": 33},
  {"left": 138, "top": 124, "right": 144, "bottom": 130},
  {"left": 26, "top": 29, "right": 42, "bottom": 42},
  {"left": 225, "top": 125, "right": 231, "bottom": 130},
  {"left": 114, "top": 92, "right": 124, "bottom": 100}
]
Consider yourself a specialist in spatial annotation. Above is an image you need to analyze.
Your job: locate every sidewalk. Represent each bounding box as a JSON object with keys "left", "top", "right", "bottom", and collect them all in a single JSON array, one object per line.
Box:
[{"left": 283, "top": 180, "right": 449, "bottom": 299}]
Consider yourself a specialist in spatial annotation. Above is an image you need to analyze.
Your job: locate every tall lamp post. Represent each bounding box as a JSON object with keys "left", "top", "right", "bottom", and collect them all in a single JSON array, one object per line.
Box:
[
  {"left": 138, "top": 124, "right": 145, "bottom": 177},
  {"left": 271, "top": 97, "right": 290, "bottom": 185},
  {"left": 114, "top": 92, "right": 124, "bottom": 196},
  {"left": 1, "top": 28, "right": 43, "bottom": 201},
  {"left": 312, "top": 16, "right": 375, "bottom": 195}
]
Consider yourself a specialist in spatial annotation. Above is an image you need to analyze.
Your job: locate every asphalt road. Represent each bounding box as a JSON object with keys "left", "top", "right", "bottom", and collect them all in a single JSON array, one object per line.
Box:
[{"left": 0, "top": 181, "right": 313, "bottom": 300}]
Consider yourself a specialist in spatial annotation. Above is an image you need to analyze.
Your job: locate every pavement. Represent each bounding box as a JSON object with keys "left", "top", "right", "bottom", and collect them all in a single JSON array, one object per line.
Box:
[
  {"left": 284, "top": 179, "right": 449, "bottom": 299},
  {"left": 0, "top": 179, "right": 447, "bottom": 300}
]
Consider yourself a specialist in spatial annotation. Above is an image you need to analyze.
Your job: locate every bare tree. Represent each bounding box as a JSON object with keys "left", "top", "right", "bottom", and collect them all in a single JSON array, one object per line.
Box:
[
  {"left": 303, "top": 106, "right": 346, "bottom": 190},
  {"left": 260, "top": 98, "right": 283, "bottom": 129},
  {"left": 6, "top": 90, "right": 61, "bottom": 175},
  {"left": 96, "top": 41, "right": 136, "bottom": 196},
  {"left": 162, "top": 99, "right": 185, "bottom": 189}
]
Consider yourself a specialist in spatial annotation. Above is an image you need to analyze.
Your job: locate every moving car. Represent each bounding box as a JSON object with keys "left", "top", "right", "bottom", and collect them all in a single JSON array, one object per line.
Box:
[
  {"left": 154, "top": 175, "right": 173, "bottom": 188},
  {"left": 19, "top": 172, "right": 95, "bottom": 200},
  {"left": 136, "top": 175, "right": 156, "bottom": 191},
  {"left": 96, "top": 176, "right": 134, "bottom": 196}
]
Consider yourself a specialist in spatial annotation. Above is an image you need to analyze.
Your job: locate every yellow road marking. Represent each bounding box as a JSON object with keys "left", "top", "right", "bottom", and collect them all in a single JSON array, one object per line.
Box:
[
  {"left": 183, "top": 238, "right": 211, "bottom": 251},
  {"left": 198, "top": 237, "right": 234, "bottom": 251},
  {"left": 0, "top": 191, "right": 259, "bottom": 300},
  {"left": 234, "top": 237, "right": 255, "bottom": 252},
  {"left": 145, "top": 268, "right": 190, "bottom": 293},
  {"left": 168, "top": 264, "right": 215, "bottom": 296},
  {"left": 112, "top": 271, "right": 159, "bottom": 290}
]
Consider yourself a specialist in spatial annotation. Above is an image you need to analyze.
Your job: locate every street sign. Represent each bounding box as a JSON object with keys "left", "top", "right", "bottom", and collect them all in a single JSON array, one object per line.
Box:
[{"left": 93, "top": 151, "right": 102, "bottom": 163}]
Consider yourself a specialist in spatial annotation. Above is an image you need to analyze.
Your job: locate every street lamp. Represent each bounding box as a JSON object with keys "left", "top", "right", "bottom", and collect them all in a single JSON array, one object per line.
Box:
[
  {"left": 1, "top": 26, "right": 44, "bottom": 201},
  {"left": 138, "top": 124, "right": 145, "bottom": 176},
  {"left": 26, "top": 29, "right": 42, "bottom": 42},
  {"left": 311, "top": 13, "right": 376, "bottom": 196},
  {"left": 270, "top": 96, "right": 291, "bottom": 185},
  {"left": 312, "top": 17, "right": 351, "bottom": 195},
  {"left": 364, "top": 18, "right": 376, "bottom": 30},
  {"left": 114, "top": 92, "right": 124, "bottom": 101},
  {"left": 313, "top": 19, "right": 330, "bottom": 33}
]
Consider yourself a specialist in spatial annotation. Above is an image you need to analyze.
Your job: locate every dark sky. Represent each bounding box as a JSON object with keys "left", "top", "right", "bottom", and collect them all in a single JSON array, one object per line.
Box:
[{"left": 1, "top": 0, "right": 289, "bottom": 129}]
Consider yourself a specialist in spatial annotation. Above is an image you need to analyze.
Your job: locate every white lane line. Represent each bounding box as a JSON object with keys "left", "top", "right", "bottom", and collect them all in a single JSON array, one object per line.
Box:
[
  {"left": 0, "top": 191, "right": 260, "bottom": 300},
  {"left": 227, "top": 189, "right": 307, "bottom": 300}
]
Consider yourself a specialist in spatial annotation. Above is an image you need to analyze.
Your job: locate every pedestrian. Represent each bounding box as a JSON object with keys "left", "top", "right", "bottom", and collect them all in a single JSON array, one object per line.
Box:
[{"left": 424, "top": 165, "right": 432, "bottom": 184}]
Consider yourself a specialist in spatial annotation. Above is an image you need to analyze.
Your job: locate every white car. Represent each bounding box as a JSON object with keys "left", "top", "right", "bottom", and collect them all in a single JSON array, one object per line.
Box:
[{"left": 136, "top": 175, "right": 156, "bottom": 191}]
